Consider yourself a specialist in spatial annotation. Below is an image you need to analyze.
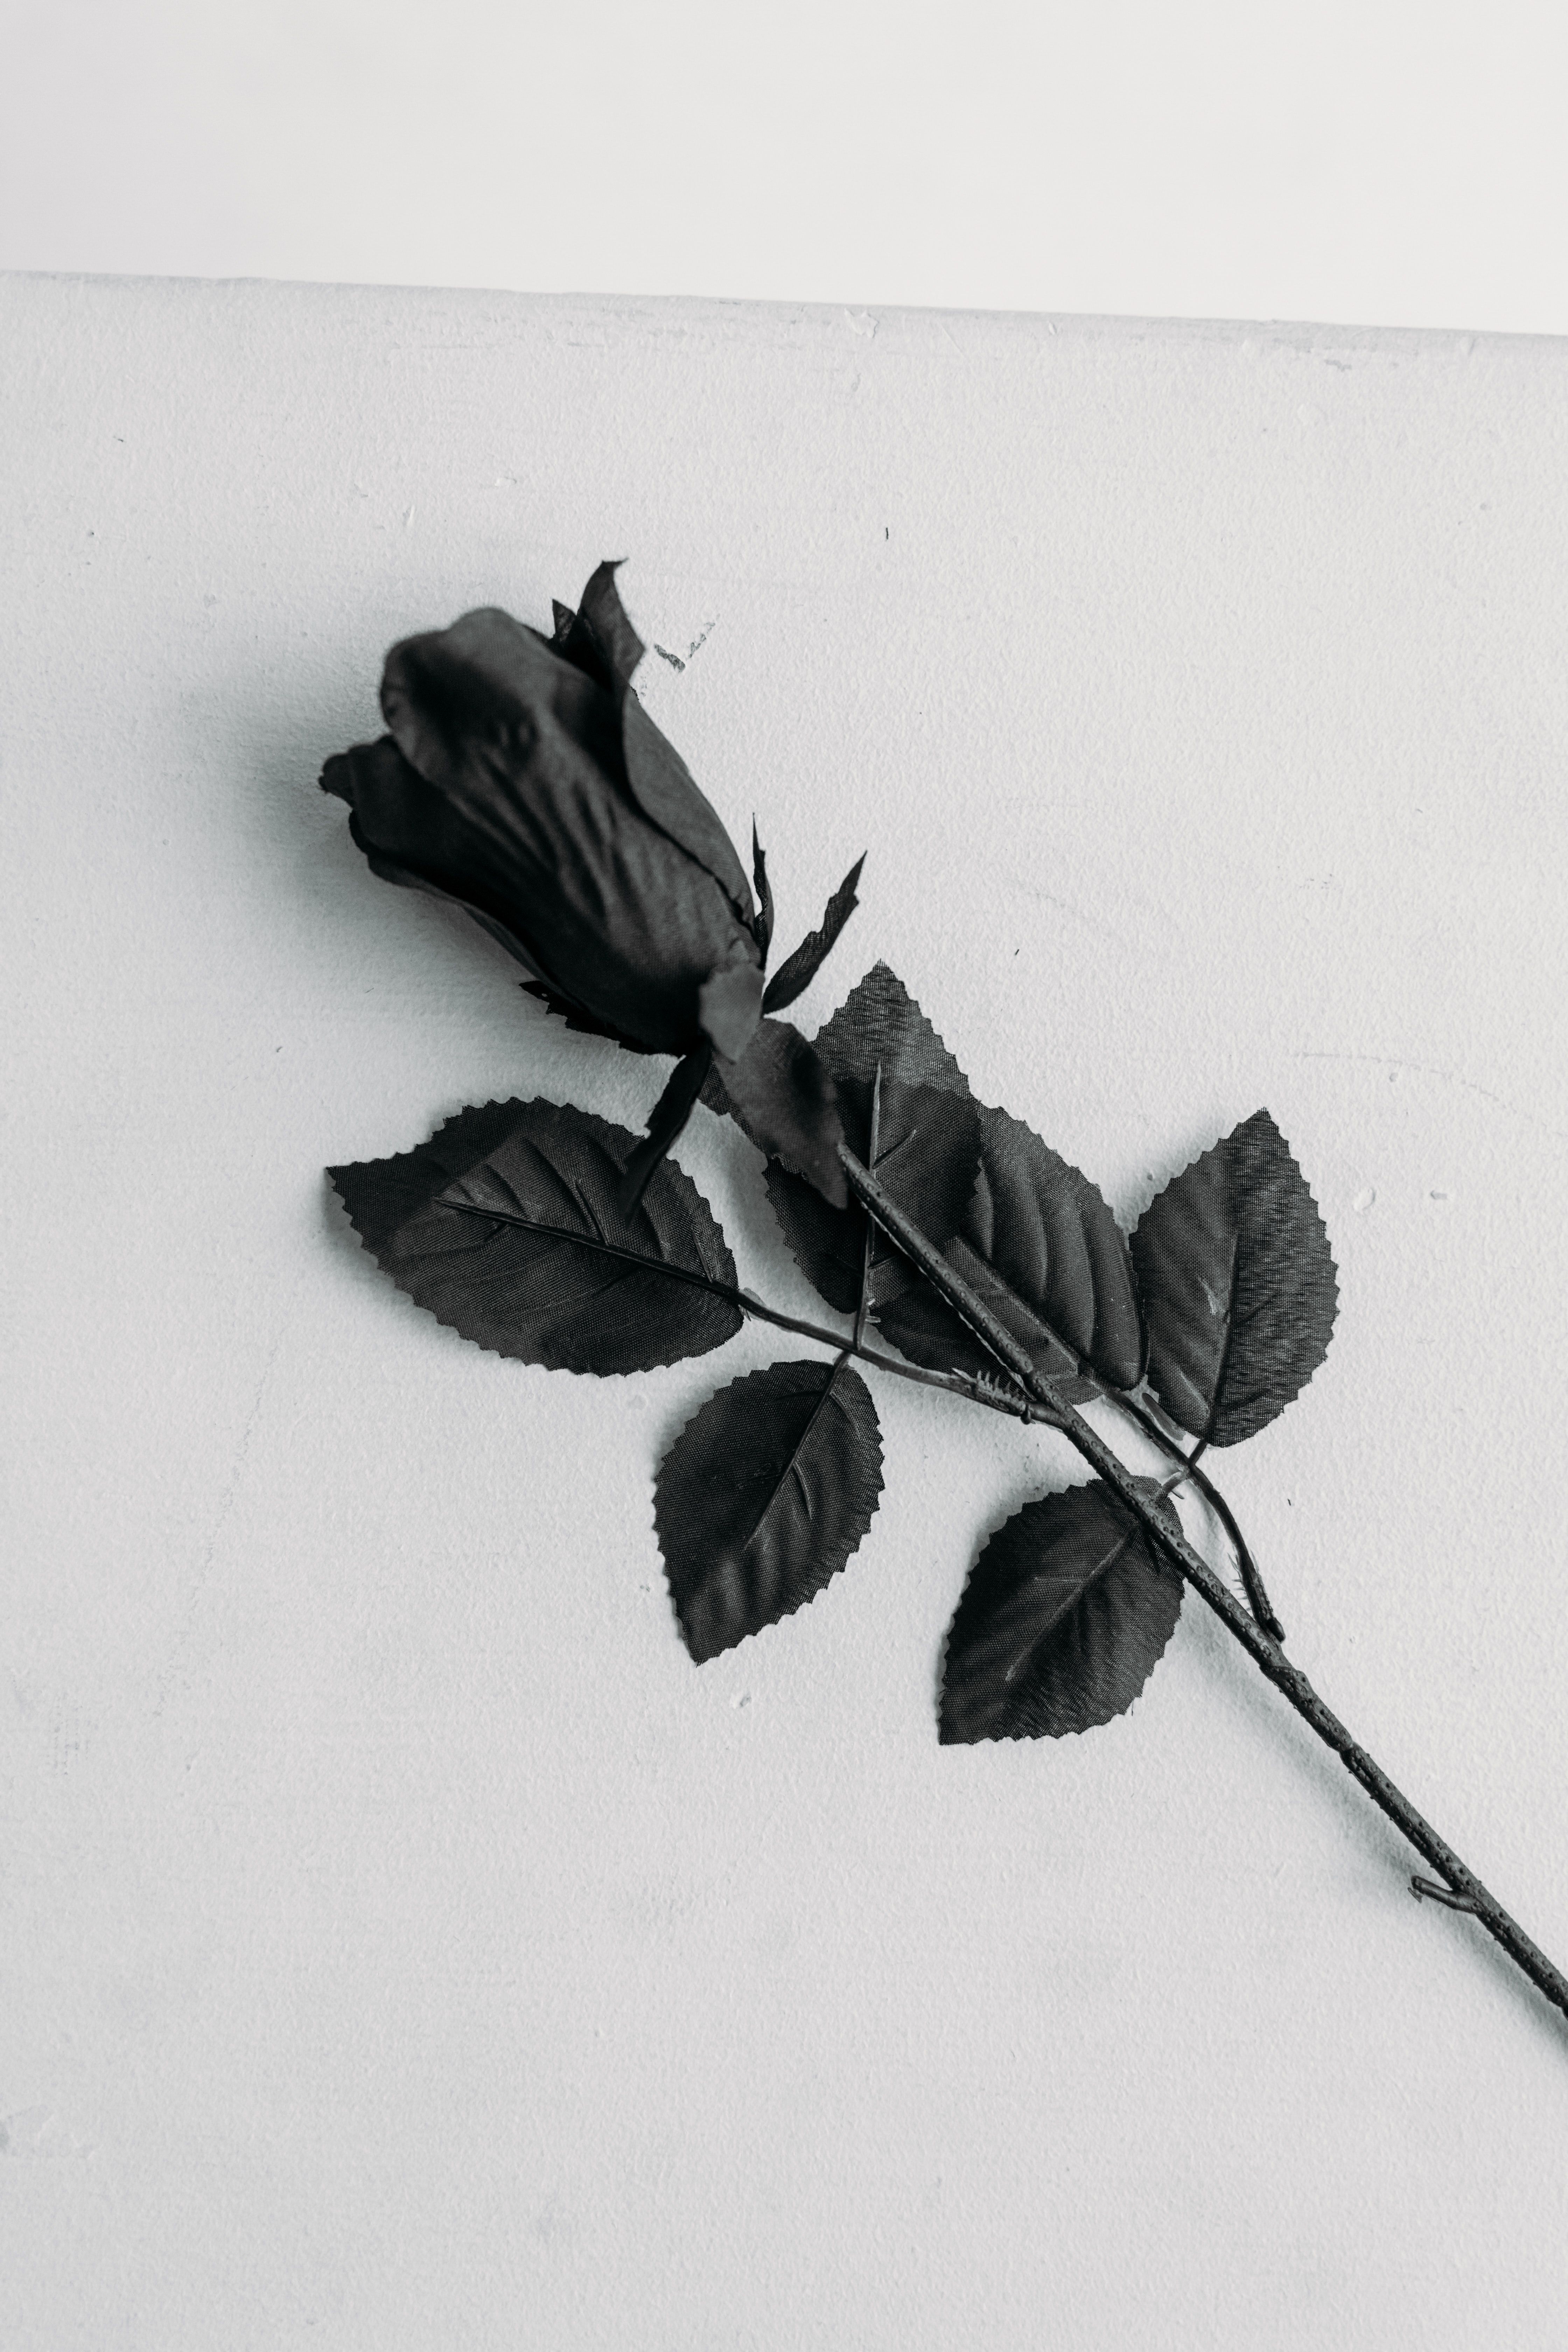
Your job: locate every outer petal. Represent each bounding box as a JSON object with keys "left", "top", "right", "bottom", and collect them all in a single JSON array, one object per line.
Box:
[
  {"left": 568, "top": 559, "right": 647, "bottom": 687},
  {"left": 380, "top": 607, "right": 621, "bottom": 805},
  {"left": 621, "top": 689, "right": 754, "bottom": 921},
  {"left": 552, "top": 564, "right": 754, "bottom": 922},
  {"left": 371, "top": 611, "right": 760, "bottom": 1052},
  {"left": 322, "top": 738, "right": 565, "bottom": 990}
]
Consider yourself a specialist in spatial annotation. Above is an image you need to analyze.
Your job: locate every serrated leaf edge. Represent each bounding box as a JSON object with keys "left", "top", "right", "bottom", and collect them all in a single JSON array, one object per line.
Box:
[
  {"left": 327, "top": 1096, "right": 742, "bottom": 1380},
  {"left": 821, "top": 960, "right": 972, "bottom": 1097},
  {"left": 652, "top": 1358, "right": 886, "bottom": 1657},
  {"left": 1132, "top": 1108, "right": 1340, "bottom": 1443},
  {"left": 936, "top": 1479, "right": 1183, "bottom": 1744}
]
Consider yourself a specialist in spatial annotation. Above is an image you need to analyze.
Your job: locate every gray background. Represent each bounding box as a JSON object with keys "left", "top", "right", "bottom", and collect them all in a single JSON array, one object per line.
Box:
[
  {"left": 3, "top": 273, "right": 1566, "bottom": 2348},
  {"left": 3, "top": 0, "right": 1568, "bottom": 332},
  {"left": 7, "top": 7, "right": 1568, "bottom": 2341}
]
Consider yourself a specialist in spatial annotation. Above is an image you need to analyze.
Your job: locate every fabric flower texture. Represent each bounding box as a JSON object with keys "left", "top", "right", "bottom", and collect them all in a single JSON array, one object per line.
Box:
[
  {"left": 318, "top": 557, "right": 1568, "bottom": 2035},
  {"left": 320, "top": 562, "right": 862, "bottom": 1204}
]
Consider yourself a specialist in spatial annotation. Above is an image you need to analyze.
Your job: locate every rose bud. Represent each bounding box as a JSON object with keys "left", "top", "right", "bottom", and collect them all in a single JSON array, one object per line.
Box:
[{"left": 321, "top": 561, "right": 858, "bottom": 1206}]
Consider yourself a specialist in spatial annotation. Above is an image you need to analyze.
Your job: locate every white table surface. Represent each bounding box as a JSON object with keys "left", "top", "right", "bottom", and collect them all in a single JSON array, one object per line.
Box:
[{"left": 4, "top": 272, "right": 1567, "bottom": 2350}]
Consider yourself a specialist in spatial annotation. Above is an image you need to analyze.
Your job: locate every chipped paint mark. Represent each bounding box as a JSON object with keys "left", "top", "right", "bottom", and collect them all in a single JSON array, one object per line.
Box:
[{"left": 652, "top": 620, "right": 716, "bottom": 673}]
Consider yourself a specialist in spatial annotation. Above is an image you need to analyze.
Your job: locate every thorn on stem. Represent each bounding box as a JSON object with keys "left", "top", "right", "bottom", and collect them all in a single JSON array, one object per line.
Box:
[{"left": 1410, "top": 1875, "right": 1482, "bottom": 1913}]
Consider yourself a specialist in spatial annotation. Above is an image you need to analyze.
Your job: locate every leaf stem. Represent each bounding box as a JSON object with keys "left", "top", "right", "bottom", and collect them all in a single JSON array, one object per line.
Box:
[
  {"left": 852, "top": 1063, "right": 883, "bottom": 1354},
  {"left": 439, "top": 1195, "right": 1052, "bottom": 1425},
  {"left": 733, "top": 1288, "right": 1049, "bottom": 1420},
  {"left": 1110, "top": 1395, "right": 1286, "bottom": 1642},
  {"left": 835, "top": 1141, "right": 1568, "bottom": 2030}
]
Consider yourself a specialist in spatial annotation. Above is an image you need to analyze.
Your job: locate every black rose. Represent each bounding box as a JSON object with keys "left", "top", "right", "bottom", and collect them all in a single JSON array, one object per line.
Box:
[{"left": 322, "top": 562, "right": 853, "bottom": 1204}]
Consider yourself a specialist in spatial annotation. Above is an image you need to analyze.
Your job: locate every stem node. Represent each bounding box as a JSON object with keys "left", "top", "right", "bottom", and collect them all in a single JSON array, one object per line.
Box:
[{"left": 1411, "top": 1877, "right": 1483, "bottom": 1914}]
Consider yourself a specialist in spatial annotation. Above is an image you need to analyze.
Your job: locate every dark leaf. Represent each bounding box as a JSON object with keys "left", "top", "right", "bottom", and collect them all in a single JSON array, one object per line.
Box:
[
  {"left": 877, "top": 1104, "right": 1144, "bottom": 1395},
  {"left": 805, "top": 960, "right": 971, "bottom": 1098},
  {"left": 762, "top": 854, "right": 866, "bottom": 1013},
  {"left": 751, "top": 824, "right": 775, "bottom": 958},
  {"left": 779, "top": 1077, "right": 983, "bottom": 1313},
  {"left": 656, "top": 1359, "right": 883, "bottom": 1661},
  {"left": 329, "top": 1098, "right": 742, "bottom": 1375},
  {"left": 710, "top": 1018, "right": 848, "bottom": 1208},
  {"left": 762, "top": 964, "right": 978, "bottom": 1309},
  {"left": 1130, "top": 1110, "right": 1338, "bottom": 1447},
  {"left": 939, "top": 1479, "right": 1183, "bottom": 1743}
]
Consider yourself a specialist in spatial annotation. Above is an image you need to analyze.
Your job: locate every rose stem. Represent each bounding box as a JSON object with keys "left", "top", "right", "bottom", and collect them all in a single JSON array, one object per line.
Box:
[
  {"left": 835, "top": 1141, "right": 1568, "bottom": 2030},
  {"left": 1110, "top": 1396, "right": 1286, "bottom": 1642},
  {"left": 754, "top": 1247, "right": 1278, "bottom": 1643},
  {"left": 850, "top": 1063, "right": 883, "bottom": 1353}
]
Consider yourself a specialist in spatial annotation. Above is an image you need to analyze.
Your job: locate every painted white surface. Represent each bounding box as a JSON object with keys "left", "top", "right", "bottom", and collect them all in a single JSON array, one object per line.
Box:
[
  {"left": 5, "top": 0, "right": 1568, "bottom": 334},
  {"left": 3, "top": 274, "right": 1567, "bottom": 2349}
]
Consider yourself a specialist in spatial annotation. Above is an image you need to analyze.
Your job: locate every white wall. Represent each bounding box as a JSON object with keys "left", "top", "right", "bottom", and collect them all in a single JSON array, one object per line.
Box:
[
  {"left": 4, "top": 272, "right": 1567, "bottom": 2350},
  {"left": 4, "top": 0, "right": 1568, "bottom": 332}
]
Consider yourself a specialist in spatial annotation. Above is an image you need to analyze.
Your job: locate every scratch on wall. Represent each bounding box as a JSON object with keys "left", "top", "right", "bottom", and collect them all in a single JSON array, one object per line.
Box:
[
  {"left": 0, "top": 2106, "right": 95, "bottom": 2160},
  {"left": 1294, "top": 1049, "right": 1566, "bottom": 1140}
]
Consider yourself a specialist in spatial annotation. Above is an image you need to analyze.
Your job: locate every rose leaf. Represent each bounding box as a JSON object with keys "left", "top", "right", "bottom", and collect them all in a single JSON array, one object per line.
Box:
[
  {"left": 655, "top": 1358, "right": 883, "bottom": 1661},
  {"left": 939, "top": 1479, "right": 1183, "bottom": 1743},
  {"left": 1129, "top": 1110, "right": 1338, "bottom": 1447},
  {"left": 329, "top": 1098, "right": 742, "bottom": 1375},
  {"left": 876, "top": 1102, "right": 1145, "bottom": 1395}
]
